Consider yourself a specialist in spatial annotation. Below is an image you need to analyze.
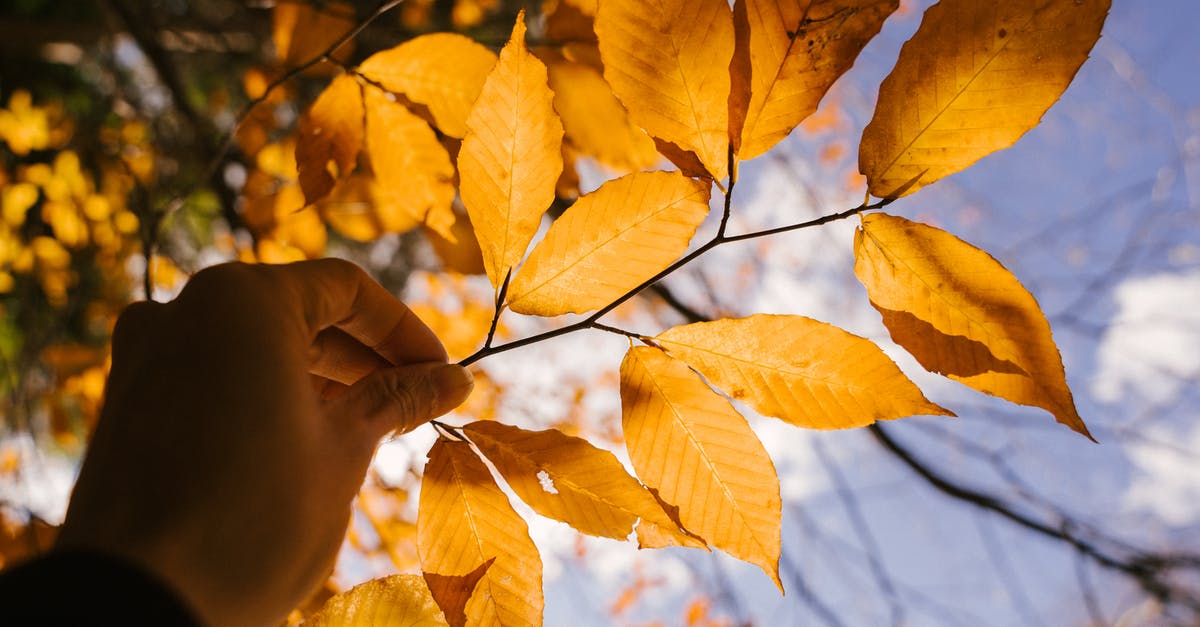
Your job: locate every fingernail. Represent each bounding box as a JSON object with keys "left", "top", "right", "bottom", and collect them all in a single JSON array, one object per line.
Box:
[{"left": 432, "top": 364, "right": 474, "bottom": 401}]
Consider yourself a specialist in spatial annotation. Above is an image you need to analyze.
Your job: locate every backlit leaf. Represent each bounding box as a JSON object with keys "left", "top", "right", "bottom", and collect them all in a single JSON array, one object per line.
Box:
[
  {"left": 364, "top": 89, "right": 456, "bottom": 240},
  {"left": 858, "top": 0, "right": 1110, "bottom": 198},
  {"left": 853, "top": 212, "right": 1092, "bottom": 439},
  {"left": 620, "top": 347, "right": 782, "bottom": 588},
  {"left": 656, "top": 314, "right": 951, "bottom": 429},
  {"left": 273, "top": 2, "right": 355, "bottom": 69},
  {"left": 357, "top": 34, "right": 498, "bottom": 138},
  {"left": 296, "top": 74, "right": 363, "bottom": 205},
  {"left": 458, "top": 12, "right": 564, "bottom": 290},
  {"left": 544, "top": 58, "right": 658, "bottom": 172},
  {"left": 596, "top": 0, "right": 735, "bottom": 180},
  {"left": 419, "top": 439, "right": 543, "bottom": 627},
  {"left": 317, "top": 173, "right": 422, "bottom": 242},
  {"left": 733, "top": 0, "right": 897, "bottom": 160},
  {"left": 423, "top": 559, "right": 494, "bottom": 627},
  {"left": 463, "top": 421, "right": 702, "bottom": 546},
  {"left": 507, "top": 171, "right": 709, "bottom": 316},
  {"left": 308, "top": 574, "right": 448, "bottom": 626}
]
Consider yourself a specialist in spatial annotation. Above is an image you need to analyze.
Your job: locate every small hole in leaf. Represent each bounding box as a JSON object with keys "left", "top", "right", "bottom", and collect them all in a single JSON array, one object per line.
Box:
[
  {"left": 537, "top": 470, "right": 558, "bottom": 494},
  {"left": 998, "top": 28, "right": 1007, "bottom": 38}
]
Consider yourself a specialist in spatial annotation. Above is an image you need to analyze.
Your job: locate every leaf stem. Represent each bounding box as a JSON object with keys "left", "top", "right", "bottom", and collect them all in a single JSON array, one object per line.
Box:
[{"left": 483, "top": 269, "right": 512, "bottom": 350}]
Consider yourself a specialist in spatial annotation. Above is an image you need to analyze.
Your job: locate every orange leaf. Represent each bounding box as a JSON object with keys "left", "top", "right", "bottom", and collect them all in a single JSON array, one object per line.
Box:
[
  {"left": 357, "top": 34, "right": 498, "bottom": 138},
  {"left": 854, "top": 213, "right": 1091, "bottom": 439},
  {"left": 859, "top": 0, "right": 1110, "bottom": 198},
  {"left": 507, "top": 171, "right": 710, "bottom": 316},
  {"left": 655, "top": 314, "right": 951, "bottom": 429},
  {"left": 307, "top": 574, "right": 447, "bottom": 626},
  {"left": 620, "top": 347, "right": 782, "bottom": 589},
  {"left": 296, "top": 74, "right": 363, "bottom": 205},
  {"left": 458, "top": 12, "right": 564, "bottom": 290},
  {"left": 545, "top": 58, "right": 658, "bottom": 172},
  {"left": 596, "top": 0, "right": 735, "bottom": 180},
  {"left": 463, "top": 421, "right": 703, "bottom": 546},
  {"left": 418, "top": 439, "right": 542, "bottom": 626},
  {"left": 732, "top": 0, "right": 897, "bottom": 160},
  {"left": 272, "top": 2, "right": 356, "bottom": 69},
  {"left": 364, "top": 89, "right": 457, "bottom": 240}
]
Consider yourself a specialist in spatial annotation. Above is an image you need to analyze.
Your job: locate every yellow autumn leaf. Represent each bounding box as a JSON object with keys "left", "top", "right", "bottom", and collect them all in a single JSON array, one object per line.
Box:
[
  {"left": 732, "top": 0, "right": 897, "bottom": 160},
  {"left": 308, "top": 574, "right": 448, "bottom": 627},
  {"left": 357, "top": 34, "right": 498, "bottom": 138},
  {"left": 317, "top": 173, "right": 423, "bottom": 243},
  {"left": 458, "top": 12, "right": 564, "bottom": 290},
  {"left": 507, "top": 171, "right": 710, "bottom": 316},
  {"left": 463, "top": 421, "right": 704, "bottom": 547},
  {"left": 422, "top": 559, "right": 494, "bottom": 627},
  {"left": 858, "top": 0, "right": 1110, "bottom": 198},
  {"left": 595, "top": 0, "right": 735, "bottom": 180},
  {"left": 853, "top": 212, "right": 1092, "bottom": 439},
  {"left": 544, "top": 58, "right": 659, "bottom": 172},
  {"left": 418, "top": 438, "right": 542, "bottom": 627},
  {"left": 656, "top": 314, "right": 951, "bottom": 429},
  {"left": 364, "top": 89, "right": 457, "bottom": 241},
  {"left": 296, "top": 74, "right": 363, "bottom": 205},
  {"left": 619, "top": 346, "right": 781, "bottom": 589},
  {"left": 272, "top": 1, "right": 355, "bottom": 69}
]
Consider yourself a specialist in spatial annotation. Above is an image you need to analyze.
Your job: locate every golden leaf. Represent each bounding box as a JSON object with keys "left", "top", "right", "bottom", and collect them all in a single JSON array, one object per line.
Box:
[
  {"left": 507, "top": 171, "right": 710, "bottom": 316},
  {"left": 317, "top": 173, "right": 422, "bottom": 243},
  {"left": 307, "top": 574, "right": 448, "bottom": 627},
  {"left": 357, "top": 34, "right": 498, "bottom": 138},
  {"left": 364, "top": 89, "right": 457, "bottom": 241},
  {"left": 296, "top": 74, "right": 363, "bottom": 205},
  {"left": 545, "top": 58, "right": 658, "bottom": 172},
  {"left": 423, "top": 559, "right": 494, "bottom": 627},
  {"left": 656, "top": 314, "right": 951, "bottom": 429},
  {"left": 458, "top": 12, "right": 564, "bottom": 290},
  {"left": 272, "top": 1, "right": 355, "bottom": 69},
  {"left": 732, "top": 0, "right": 897, "bottom": 160},
  {"left": 463, "top": 421, "right": 703, "bottom": 546},
  {"left": 853, "top": 213, "right": 1092, "bottom": 439},
  {"left": 418, "top": 439, "right": 543, "bottom": 627},
  {"left": 595, "top": 0, "right": 735, "bottom": 180},
  {"left": 858, "top": 0, "right": 1110, "bottom": 198},
  {"left": 620, "top": 347, "right": 781, "bottom": 588}
]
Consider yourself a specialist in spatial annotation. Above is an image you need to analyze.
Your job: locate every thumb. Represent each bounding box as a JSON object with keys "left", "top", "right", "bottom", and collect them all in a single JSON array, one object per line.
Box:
[{"left": 330, "top": 361, "right": 474, "bottom": 439}]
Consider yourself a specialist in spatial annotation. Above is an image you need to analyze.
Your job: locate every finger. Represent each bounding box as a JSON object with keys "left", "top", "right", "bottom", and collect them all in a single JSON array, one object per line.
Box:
[
  {"left": 328, "top": 362, "right": 474, "bottom": 441},
  {"left": 275, "top": 259, "right": 447, "bottom": 365},
  {"left": 309, "top": 327, "right": 390, "bottom": 385}
]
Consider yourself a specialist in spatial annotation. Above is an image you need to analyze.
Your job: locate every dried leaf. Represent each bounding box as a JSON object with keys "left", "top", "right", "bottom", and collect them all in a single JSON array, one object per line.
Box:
[
  {"left": 418, "top": 439, "right": 543, "bottom": 626},
  {"left": 296, "top": 74, "right": 363, "bottom": 205},
  {"left": 596, "top": 0, "right": 735, "bottom": 179},
  {"left": 620, "top": 347, "right": 781, "bottom": 588},
  {"left": 854, "top": 213, "right": 1091, "bottom": 439},
  {"left": 358, "top": 34, "right": 498, "bottom": 138},
  {"left": 307, "top": 574, "right": 448, "bottom": 626},
  {"left": 656, "top": 314, "right": 951, "bottom": 429},
  {"left": 463, "top": 421, "right": 702, "bottom": 546},
  {"left": 733, "top": 0, "right": 897, "bottom": 159},
  {"left": 458, "top": 12, "right": 564, "bottom": 290},
  {"left": 364, "top": 89, "right": 456, "bottom": 240},
  {"left": 858, "top": 0, "right": 1110, "bottom": 198},
  {"left": 507, "top": 171, "right": 710, "bottom": 316}
]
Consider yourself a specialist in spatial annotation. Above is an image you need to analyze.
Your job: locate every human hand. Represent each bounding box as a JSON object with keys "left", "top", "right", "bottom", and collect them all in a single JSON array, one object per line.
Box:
[{"left": 56, "top": 260, "right": 473, "bottom": 626}]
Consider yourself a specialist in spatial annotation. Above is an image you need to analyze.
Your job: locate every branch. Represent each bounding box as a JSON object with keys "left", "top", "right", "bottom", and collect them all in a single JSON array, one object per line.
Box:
[
  {"left": 459, "top": 195, "right": 890, "bottom": 367},
  {"left": 869, "top": 423, "right": 1200, "bottom": 614}
]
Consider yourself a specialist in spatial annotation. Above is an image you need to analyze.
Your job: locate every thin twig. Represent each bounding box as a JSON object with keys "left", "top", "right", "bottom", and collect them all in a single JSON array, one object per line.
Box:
[
  {"left": 812, "top": 439, "right": 905, "bottom": 627},
  {"left": 483, "top": 269, "right": 512, "bottom": 350},
  {"left": 203, "top": 0, "right": 405, "bottom": 190},
  {"left": 458, "top": 196, "right": 890, "bottom": 367}
]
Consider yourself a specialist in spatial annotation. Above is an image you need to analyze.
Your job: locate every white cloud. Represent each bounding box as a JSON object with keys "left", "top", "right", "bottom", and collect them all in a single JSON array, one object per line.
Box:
[
  {"left": 1092, "top": 269, "right": 1200, "bottom": 404},
  {"left": 1122, "top": 423, "right": 1200, "bottom": 526}
]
